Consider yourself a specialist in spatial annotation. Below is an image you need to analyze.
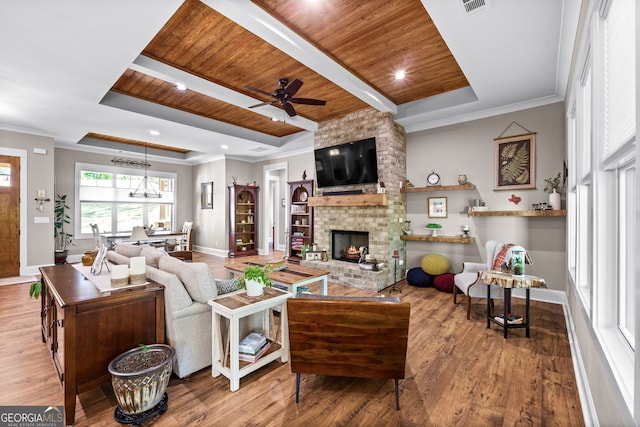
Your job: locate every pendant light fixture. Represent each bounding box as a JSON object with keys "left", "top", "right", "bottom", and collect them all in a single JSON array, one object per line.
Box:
[{"left": 129, "top": 143, "right": 162, "bottom": 198}]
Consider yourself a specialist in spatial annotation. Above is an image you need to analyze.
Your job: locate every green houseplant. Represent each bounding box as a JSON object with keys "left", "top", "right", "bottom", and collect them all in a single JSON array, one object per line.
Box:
[
  {"left": 54, "top": 194, "right": 74, "bottom": 253},
  {"left": 544, "top": 172, "right": 562, "bottom": 210},
  {"left": 543, "top": 172, "right": 562, "bottom": 194},
  {"left": 239, "top": 264, "right": 273, "bottom": 297}
]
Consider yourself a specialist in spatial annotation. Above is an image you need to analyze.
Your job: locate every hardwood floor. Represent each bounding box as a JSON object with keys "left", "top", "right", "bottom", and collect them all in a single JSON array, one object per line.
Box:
[{"left": 0, "top": 252, "right": 584, "bottom": 426}]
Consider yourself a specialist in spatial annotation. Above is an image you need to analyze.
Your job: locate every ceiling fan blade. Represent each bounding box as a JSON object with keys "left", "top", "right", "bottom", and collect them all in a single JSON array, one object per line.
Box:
[
  {"left": 248, "top": 101, "right": 273, "bottom": 109},
  {"left": 284, "top": 102, "right": 297, "bottom": 117},
  {"left": 290, "top": 98, "right": 326, "bottom": 106},
  {"left": 245, "top": 85, "right": 275, "bottom": 98},
  {"left": 284, "top": 79, "right": 303, "bottom": 97}
]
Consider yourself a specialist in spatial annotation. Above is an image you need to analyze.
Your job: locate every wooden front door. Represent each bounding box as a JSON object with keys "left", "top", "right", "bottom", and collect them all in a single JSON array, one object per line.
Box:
[{"left": 0, "top": 156, "right": 20, "bottom": 277}]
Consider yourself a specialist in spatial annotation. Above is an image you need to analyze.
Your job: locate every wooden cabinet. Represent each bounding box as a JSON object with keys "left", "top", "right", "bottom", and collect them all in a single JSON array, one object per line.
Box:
[
  {"left": 287, "top": 180, "right": 314, "bottom": 263},
  {"left": 39, "top": 264, "right": 165, "bottom": 426},
  {"left": 229, "top": 184, "right": 259, "bottom": 257}
]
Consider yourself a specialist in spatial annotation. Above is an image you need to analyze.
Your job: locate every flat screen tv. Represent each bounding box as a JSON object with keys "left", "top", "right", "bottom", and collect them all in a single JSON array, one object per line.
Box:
[{"left": 314, "top": 137, "right": 379, "bottom": 188}]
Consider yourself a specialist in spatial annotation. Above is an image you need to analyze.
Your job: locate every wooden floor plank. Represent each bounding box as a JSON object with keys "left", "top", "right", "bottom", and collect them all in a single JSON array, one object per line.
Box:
[{"left": 0, "top": 251, "right": 584, "bottom": 426}]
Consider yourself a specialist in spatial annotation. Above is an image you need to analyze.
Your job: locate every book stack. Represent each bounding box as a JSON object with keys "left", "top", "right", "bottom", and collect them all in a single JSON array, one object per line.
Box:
[
  {"left": 238, "top": 332, "right": 271, "bottom": 363},
  {"left": 494, "top": 313, "right": 523, "bottom": 325}
]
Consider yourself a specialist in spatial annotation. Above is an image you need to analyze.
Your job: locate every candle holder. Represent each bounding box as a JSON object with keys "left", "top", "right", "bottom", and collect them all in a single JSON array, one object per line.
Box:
[{"left": 389, "top": 251, "right": 402, "bottom": 293}]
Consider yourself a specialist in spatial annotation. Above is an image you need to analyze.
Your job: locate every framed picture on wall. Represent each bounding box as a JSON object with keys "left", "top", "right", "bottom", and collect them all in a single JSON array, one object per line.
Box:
[
  {"left": 494, "top": 133, "right": 536, "bottom": 190},
  {"left": 201, "top": 182, "right": 213, "bottom": 209},
  {"left": 428, "top": 196, "right": 447, "bottom": 218}
]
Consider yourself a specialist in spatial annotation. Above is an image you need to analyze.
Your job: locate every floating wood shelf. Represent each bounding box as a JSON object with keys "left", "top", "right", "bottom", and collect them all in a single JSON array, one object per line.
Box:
[
  {"left": 401, "top": 183, "right": 476, "bottom": 193},
  {"left": 467, "top": 210, "right": 567, "bottom": 217},
  {"left": 308, "top": 193, "right": 388, "bottom": 207},
  {"left": 401, "top": 235, "right": 475, "bottom": 244}
]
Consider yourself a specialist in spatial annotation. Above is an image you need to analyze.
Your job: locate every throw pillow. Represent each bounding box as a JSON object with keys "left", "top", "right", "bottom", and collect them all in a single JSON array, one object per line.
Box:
[
  {"left": 140, "top": 246, "right": 166, "bottom": 269},
  {"left": 159, "top": 257, "right": 217, "bottom": 303},
  {"left": 491, "top": 244, "right": 514, "bottom": 271},
  {"left": 215, "top": 278, "right": 240, "bottom": 295},
  {"left": 114, "top": 244, "right": 143, "bottom": 258}
]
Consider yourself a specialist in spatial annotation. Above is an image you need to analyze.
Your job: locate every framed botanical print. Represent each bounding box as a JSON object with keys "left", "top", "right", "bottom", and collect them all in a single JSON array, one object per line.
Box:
[
  {"left": 494, "top": 133, "right": 536, "bottom": 190},
  {"left": 201, "top": 182, "right": 213, "bottom": 209}
]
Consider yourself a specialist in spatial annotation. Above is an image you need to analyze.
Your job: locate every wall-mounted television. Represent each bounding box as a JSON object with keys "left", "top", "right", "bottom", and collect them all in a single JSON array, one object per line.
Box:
[{"left": 314, "top": 137, "right": 379, "bottom": 188}]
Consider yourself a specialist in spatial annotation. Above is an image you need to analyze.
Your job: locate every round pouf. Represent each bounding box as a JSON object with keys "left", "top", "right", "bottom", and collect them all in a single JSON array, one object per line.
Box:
[
  {"left": 420, "top": 254, "right": 451, "bottom": 276},
  {"left": 406, "top": 267, "right": 433, "bottom": 287},
  {"left": 434, "top": 273, "right": 456, "bottom": 293}
]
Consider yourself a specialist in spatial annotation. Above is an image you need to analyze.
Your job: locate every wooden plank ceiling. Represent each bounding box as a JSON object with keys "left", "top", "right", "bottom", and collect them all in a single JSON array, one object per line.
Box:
[{"left": 106, "top": 0, "right": 468, "bottom": 146}]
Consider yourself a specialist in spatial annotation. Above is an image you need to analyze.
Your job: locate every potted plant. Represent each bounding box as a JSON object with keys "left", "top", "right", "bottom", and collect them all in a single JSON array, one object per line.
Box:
[
  {"left": 239, "top": 264, "right": 273, "bottom": 297},
  {"left": 54, "top": 194, "right": 74, "bottom": 263},
  {"left": 29, "top": 280, "right": 42, "bottom": 299},
  {"left": 108, "top": 344, "right": 175, "bottom": 417},
  {"left": 544, "top": 172, "right": 562, "bottom": 210}
]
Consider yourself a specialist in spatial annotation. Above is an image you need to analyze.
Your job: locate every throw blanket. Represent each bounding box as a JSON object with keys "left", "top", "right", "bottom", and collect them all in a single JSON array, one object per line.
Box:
[
  {"left": 491, "top": 244, "right": 533, "bottom": 271},
  {"left": 72, "top": 262, "right": 148, "bottom": 293}
]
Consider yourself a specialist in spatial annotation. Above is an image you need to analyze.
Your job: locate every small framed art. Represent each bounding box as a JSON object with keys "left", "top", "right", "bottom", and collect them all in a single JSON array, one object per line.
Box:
[{"left": 428, "top": 196, "right": 448, "bottom": 218}]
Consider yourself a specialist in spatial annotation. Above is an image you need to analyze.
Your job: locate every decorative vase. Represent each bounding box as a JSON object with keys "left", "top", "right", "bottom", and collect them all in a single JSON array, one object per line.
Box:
[
  {"left": 458, "top": 174, "right": 468, "bottom": 185},
  {"left": 108, "top": 344, "right": 174, "bottom": 415},
  {"left": 245, "top": 279, "right": 264, "bottom": 297},
  {"left": 549, "top": 188, "right": 561, "bottom": 210}
]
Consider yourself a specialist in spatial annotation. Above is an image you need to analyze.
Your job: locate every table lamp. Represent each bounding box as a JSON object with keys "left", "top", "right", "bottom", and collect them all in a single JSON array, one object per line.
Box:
[{"left": 129, "top": 226, "right": 149, "bottom": 245}]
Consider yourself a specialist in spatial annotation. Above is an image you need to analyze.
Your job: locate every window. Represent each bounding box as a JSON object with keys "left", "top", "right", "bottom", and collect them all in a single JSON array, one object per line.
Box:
[
  {"left": 0, "top": 162, "right": 10, "bottom": 186},
  {"left": 617, "top": 162, "right": 635, "bottom": 349},
  {"left": 76, "top": 163, "right": 176, "bottom": 236},
  {"left": 568, "top": 0, "right": 636, "bottom": 414}
]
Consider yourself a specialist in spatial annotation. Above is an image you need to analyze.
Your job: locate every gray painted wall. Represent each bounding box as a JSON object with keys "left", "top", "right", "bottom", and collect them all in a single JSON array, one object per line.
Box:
[
  {"left": 0, "top": 129, "right": 55, "bottom": 271},
  {"left": 405, "top": 102, "right": 567, "bottom": 291}
]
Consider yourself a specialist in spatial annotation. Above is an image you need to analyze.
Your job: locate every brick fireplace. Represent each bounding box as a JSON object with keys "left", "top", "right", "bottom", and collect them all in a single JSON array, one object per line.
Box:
[{"left": 301, "top": 108, "right": 406, "bottom": 292}]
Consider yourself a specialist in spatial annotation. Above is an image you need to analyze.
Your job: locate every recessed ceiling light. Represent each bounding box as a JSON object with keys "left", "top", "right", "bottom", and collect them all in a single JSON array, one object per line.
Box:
[
  {"left": 394, "top": 70, "right": 406, "bottom": 80},
  {"left": 176, "top": 82, "right": 187, "bottom": 91},
  {"left": 149, "top": 130, "right": 160, "bottom": 136},
  {"left": 221, "top": 144, "right": 229, "bottom": 150}
]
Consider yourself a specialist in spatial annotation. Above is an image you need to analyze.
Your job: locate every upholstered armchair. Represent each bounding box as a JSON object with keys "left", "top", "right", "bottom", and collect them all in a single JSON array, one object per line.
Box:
[{"left": 453, "top": 240, "right": 527, "bottom": 319}]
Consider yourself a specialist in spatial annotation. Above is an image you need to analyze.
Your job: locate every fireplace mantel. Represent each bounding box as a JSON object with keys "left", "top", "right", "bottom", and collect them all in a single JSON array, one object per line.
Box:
[{"left": 308, "top": 193, "right": 388, "bottom": 207}]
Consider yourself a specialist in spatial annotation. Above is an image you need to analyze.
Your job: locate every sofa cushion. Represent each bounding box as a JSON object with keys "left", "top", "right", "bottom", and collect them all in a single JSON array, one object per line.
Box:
[
  {"left": 144, "top": 266, "right": 193, "bottom": 312},
  {"left": 215, "top": 278, "right": 240, "bottom": 295},
  {"left": 159, "top": 257, "right": 217, "bottom": 303},
  {"left": 106, "top": 250, "right": 130, "bottom": 266},
  {"left": 140, "top": 245, "right": 166, "bottom": 268},
  {"left": 115, "top": 244, "right": 144, "bottom": 258}
]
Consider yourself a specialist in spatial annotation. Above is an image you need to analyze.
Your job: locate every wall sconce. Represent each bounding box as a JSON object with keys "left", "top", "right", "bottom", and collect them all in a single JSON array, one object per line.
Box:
[{"left": 35, "top": 197, "right": 50, "bottom": 211}]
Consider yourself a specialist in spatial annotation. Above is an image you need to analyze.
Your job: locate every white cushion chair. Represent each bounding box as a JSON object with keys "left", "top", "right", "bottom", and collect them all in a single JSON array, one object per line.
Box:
[{"left": 453, "top": 240, "right": 526, "bottom": 319}]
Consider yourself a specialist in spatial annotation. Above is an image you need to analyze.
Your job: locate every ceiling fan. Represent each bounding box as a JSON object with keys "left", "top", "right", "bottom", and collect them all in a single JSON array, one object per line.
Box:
[{"left": 246, "top": 78, "right": 326, "bottom": 117}]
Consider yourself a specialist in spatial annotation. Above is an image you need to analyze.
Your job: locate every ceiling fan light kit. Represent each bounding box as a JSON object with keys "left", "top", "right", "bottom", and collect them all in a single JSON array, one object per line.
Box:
[{"left": 246, "top": 78, "right": 326, "bottom": 117}]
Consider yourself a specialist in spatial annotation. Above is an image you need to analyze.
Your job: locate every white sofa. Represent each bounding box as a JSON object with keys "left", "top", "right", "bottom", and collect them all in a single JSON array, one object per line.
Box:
[{"left": 107, "top": 244, "right": 237, "bottom": 378}]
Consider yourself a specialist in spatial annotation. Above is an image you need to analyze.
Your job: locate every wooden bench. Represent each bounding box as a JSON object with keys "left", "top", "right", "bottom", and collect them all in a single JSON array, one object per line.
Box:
[{"left": 286, "top": 294, "right": 411, "bottom": 409}]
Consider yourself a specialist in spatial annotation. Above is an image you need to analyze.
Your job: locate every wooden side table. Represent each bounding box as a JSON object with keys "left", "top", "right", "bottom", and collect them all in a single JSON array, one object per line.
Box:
[
  {"left": 208, "top": 287, "right": 292, "bottom": 391},
  {"left": 480, "top": 270, "right": 546, "bottom": 339}
]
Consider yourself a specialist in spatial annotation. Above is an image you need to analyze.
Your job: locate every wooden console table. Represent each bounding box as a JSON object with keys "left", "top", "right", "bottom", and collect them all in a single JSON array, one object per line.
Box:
[{"left": 39, "top": 264, "right": 165, "bottom": 426}]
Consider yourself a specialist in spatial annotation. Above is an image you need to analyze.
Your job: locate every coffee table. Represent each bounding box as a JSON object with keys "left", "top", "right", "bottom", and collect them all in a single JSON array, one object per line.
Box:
[
  {"left": 224, "top": 261, "right": 329, "bottom": 295},
  {"left": 208, "top": 287, "right": 292, "bottom": 391}
]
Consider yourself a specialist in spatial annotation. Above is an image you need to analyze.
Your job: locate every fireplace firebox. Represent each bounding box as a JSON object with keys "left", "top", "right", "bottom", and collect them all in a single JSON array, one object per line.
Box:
[{"left": 331, "top": 230, "right": 369, "bottom": 263}]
